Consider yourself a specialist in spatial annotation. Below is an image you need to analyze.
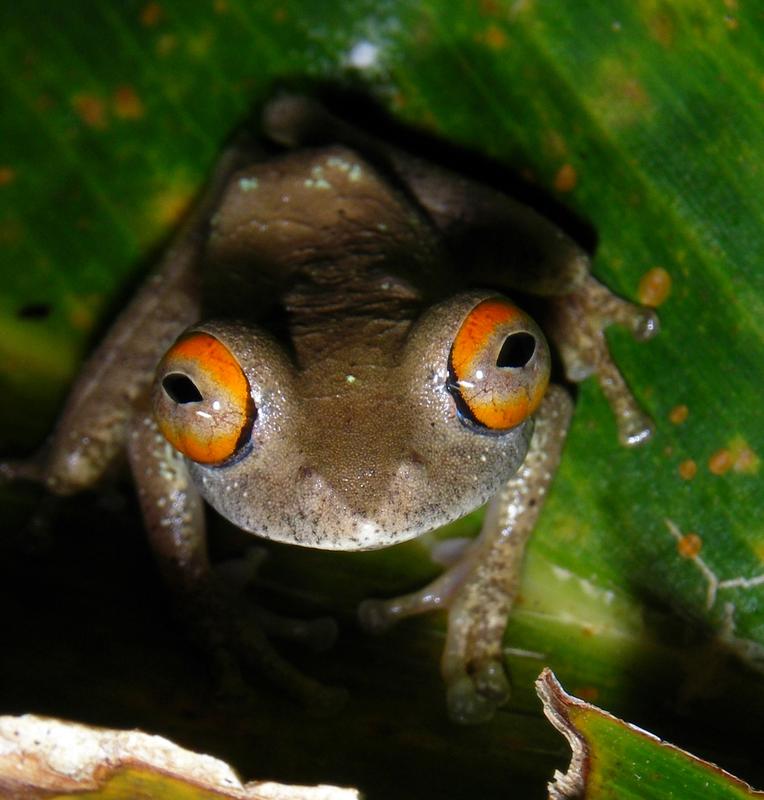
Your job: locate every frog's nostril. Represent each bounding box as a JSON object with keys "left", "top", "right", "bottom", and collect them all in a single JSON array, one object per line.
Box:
[
  {"left": 496, "top": 332, "right": 536, "bottom": 369},
  {"left": 162, "top": 373, "right": 203, "bottom": 404}
]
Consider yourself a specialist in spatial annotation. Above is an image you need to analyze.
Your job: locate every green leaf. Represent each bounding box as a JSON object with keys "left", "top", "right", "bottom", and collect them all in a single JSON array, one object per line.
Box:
[
  {"left": 2, "top": 1, "right": 764, "bottom": 798},
  {"left": 0, "top": 714, "right": 360, "bottom": 799},
  {"left": 538, "top": 669, "right": 764, "bottom": 799}
]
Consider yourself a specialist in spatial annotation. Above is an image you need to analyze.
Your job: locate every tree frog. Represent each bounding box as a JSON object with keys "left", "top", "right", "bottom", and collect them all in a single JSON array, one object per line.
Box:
[{"left": 2, "top": 96, "right": 658, "bottom": 723}]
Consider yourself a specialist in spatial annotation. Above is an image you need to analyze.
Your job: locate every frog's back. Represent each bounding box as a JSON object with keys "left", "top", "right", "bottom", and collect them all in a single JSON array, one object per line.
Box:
[{"left": 201, "top": 146, "right": 455, "bottom": 354}]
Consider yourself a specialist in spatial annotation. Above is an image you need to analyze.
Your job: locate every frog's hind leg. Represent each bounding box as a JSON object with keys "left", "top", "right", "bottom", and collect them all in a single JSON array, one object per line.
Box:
[
  {"left": 360, "top": 386, "right": 573, "bottom": 724},
  {"left": 127, "top": 408, "right": 344, "bottom": 714},
  {"left": 543, "top": 276, "right": 659, "bottom": 446}
]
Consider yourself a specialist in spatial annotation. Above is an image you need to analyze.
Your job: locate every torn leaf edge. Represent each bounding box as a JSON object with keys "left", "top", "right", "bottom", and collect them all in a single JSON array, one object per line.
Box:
[{"left": 535, "top": 668, "right": 764, "bottom": 800}]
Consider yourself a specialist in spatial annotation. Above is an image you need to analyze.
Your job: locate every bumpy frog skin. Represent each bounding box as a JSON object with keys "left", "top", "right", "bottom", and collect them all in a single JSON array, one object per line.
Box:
[{"left": 1, "top": 97, "right": 658, "bottom": 723}]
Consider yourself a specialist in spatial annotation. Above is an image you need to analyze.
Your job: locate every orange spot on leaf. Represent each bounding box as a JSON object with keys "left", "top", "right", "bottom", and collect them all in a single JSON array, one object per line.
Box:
[
  {"left": 678, "top": 459, "right": 697, "bottom": 481},
  {"left": 0, "top": 167, "right": 16, "bottom": 186},
  {"left": 0, "top": 219, "right": 23, "bottom": 246},
  {"left": 708, "top": 448, "right": 733, "bottom": 475},
  {"left": 479, "top": 0, "right": 501, "bottom": 15},
  {"left": 140, "top": 2, "right": 163, "bottom": 26},
  {"left": 668, "top": 404, "right": 688, "bottom": 425},
  {"left": 638, "top": 266, "right": 671, "bottom": 307},
  {"left": 68, "top": 295, "right": 100, "bottom": 332},
  {"left": 156, "top": 34, "right": 177, "bottom": 56},
  {"left": 647, "top": 9, "right": 676, "bottom": 48},
  {"left": 72, "top": 93, "right": 108, "bottom": 129},
  {"left": 113, "top": 85, "right": 145, "bottom": 120},
  {"left": 482, "top": 24, "right": 508, "bottom": 50},
  {"left": 677, "top": 532, "right": 702, "bottom": 558},
  {"left": 553, "top": 163, "right": 577, "bottom": 193}
]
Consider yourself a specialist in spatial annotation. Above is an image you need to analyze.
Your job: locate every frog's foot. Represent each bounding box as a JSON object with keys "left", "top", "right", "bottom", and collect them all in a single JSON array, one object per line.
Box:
[
  {"left": 359, "top": 552, "right": 512, "bottom": 724},
  {"left": 428, "top": 536, "right": 473, "bottom": 567},
  {"left": 184, "top": 561, "right": 344, "bottom": 716},
  {"left": 1, "top": 457, "right": 61, "bottom": 552},
  {"left": 358, "top": 551, "right": 472, "bottom": 632},
  {"left": 545, "top": 275, "right": 659, "bottom": 447},
  {"left": 361, "top": 388, "right": 572, "bottom": 724},
  {"left": 0, "top": 456, "right": 45, "bottom": 485},
  {"left": 443, "top": 660, "right": 511, "bottom": 726},
  {"left": 214, "top": 547, "right": 338, "bottom": 653}
]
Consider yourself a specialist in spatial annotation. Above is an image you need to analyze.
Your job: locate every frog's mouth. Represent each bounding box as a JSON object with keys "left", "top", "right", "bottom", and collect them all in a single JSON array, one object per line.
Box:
[{"left": 192, "top": 452, "right": 516, "bottom": 552}]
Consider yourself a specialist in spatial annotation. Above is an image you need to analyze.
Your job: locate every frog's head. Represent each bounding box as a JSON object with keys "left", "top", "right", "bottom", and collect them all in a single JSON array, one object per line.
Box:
[{"left": 151, "top": 291, "right": 550, "bottom": 551}]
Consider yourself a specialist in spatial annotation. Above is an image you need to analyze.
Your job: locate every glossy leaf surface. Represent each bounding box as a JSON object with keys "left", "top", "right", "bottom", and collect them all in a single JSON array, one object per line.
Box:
[{"left": 1, "top": 2, "right": 763, "bottom": 798}]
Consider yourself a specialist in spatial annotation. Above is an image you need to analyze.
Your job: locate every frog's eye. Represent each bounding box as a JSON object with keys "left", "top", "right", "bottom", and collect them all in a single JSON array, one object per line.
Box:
[
  {"left": 152, "top": 332, "right": 256, "bottom": 465},
  {"left": 448, "top": 297, "right": 550, "bottom": 432}
]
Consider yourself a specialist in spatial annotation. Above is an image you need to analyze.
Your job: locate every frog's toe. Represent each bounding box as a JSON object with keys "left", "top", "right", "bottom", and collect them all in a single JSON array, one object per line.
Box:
[
  {"left": 231, "top": 613, "right": 345, "bottom": 713},
  {"left": 213, "top": 547, "right": 269, "bottom": 591},
  {"left": 591, "top": 349, "right": 654, "bottom": 446},
  {"left": 428, "top": 536, "right": 473, "bottom": 567},
  {"left": 213, "top": 550, "right": 338, "bottom": 651},
  {"left": 0, "top": 457, "right": 43, "bottom": 484},
  {"left": 446, "top": 673, "right": 503, "bottom": 725},
  {"left": 546, "top": 276, "right": 659, "bottom": 447},
  {"left": 613, "top": 402, "right": 654, "bottom": 447},
  {"left": 359, "top": 564, "right": 462, "bottom": 633},
  {"left": 256, "top": 607, "right": 338, "bottom": 653},
  {"left": 182, "top": 578, "right": 344, "bottom": 713},
  {"left": 210, "top": 640, "right": 346, "bottom": 717},
  {"left": 1, "top": 480, "right": 59, "bottom": 553},
  {"left": 472, "top": 659, "right": 511, "bottom": 704},
  {"left": 304, "top": 683, "right": 350, "bottom": 718},
  {"left": 444, "top": 658, "right": 511, "bottom": 725},
  {"left": 357, "top": 597, "right": 399, "bottom": 633},
  {"left": 210, "top": 646, "right": 252, "bottom": 702},
  {"left": 630, "top": 305, "right": 660, "bottom": 342}
]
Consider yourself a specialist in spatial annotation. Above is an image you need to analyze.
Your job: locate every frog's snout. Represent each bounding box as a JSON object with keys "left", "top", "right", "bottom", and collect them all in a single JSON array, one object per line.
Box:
[{"left": 290, "top": 455, "right": 431, "bottom": 550}]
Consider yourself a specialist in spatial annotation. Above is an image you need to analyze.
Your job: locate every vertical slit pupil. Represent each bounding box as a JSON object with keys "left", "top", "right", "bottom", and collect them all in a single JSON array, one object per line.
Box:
[
  {"left": 163, "top": 373, "right": 203, "bottom": 404},
  {"left": 496, "top": 332, "right": 536, "bottom": 368}
]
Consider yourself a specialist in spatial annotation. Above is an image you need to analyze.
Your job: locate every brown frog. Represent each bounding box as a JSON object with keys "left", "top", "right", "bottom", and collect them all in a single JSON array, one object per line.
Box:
[{"left": 2, "top": 96, "right": 658, "bottom": 723}]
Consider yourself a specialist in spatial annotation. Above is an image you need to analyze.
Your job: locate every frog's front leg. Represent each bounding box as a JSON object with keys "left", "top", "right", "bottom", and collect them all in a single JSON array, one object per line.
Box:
[
  {"left": 2, "top": 134, "right": 340, "bottom": 712},
  {"left": 360, "top": 386, "right": 573, "bottom": 724},
  {"left": 127, "top": 408, "right": 342, "bottom": 712},
  {"left": 0, "top": 137, "right": 256, "bottom": 495}
]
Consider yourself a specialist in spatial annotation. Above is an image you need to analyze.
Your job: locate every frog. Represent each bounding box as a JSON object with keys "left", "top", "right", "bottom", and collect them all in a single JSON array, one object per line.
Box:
[{"left": 1, "top": 95, "right": 658, "bottom": 724}]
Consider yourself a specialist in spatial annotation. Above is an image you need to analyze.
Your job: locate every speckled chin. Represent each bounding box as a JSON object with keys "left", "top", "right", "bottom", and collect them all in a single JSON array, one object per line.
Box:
[{"left": 188, "top": 423, "right": 531, "bottom": 552}]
